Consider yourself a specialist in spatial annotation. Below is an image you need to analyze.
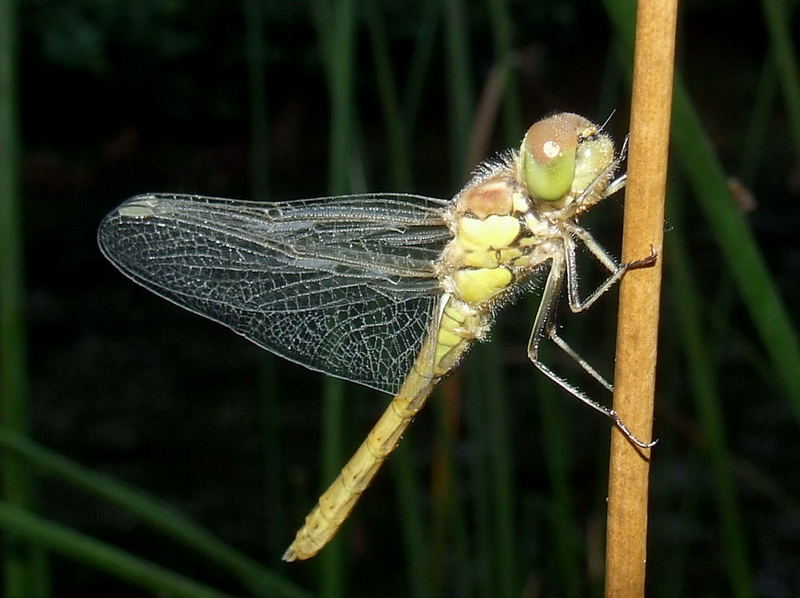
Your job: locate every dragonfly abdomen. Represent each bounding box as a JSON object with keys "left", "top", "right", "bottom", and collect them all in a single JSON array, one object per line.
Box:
[
  {"left": 283, "top": 295, "right": 480, "bottom": 561},
  {"left": 282, "top": 391, "right": 428, "bottom": 561}
]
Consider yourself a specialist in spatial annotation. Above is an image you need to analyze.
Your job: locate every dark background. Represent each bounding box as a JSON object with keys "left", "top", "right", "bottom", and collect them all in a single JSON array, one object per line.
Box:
[{"left": 4, "top": 0, "right": 799, "bottom": 596}]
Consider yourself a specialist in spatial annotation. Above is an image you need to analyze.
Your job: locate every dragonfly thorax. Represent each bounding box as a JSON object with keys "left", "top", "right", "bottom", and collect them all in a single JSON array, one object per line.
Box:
[
  {"left": 439, "top": 168, "right": 555, "bottom": 307},
  {"left": 438, "top": 112, "right": 621, "bottom": 310}
]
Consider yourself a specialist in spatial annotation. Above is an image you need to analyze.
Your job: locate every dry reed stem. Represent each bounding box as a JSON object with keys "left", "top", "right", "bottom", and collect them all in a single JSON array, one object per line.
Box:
[{"left": 605, "top": 1, "right": 678, "bottom": 596}]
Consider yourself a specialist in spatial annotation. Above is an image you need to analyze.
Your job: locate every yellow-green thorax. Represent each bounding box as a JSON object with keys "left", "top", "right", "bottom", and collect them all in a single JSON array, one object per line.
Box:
[{"left": 434, "top": 113, "right": 619, "bottom": 355}]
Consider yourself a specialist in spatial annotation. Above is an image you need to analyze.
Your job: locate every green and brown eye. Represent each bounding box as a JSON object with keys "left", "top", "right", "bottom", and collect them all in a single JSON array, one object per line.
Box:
[{"left": 519, "top": 113, "right": 591, "bottom": 202}]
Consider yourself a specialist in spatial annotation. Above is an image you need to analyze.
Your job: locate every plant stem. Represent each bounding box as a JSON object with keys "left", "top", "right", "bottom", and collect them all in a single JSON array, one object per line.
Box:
[
  {"left": 313, "top": 0, "right": 358, "bottom": 594},
  {"left": 666, "top": 193, "right": 754, "bottom": 598},
  {"left": 605, "top": 0, "right": 677, "bottom": 596},
  {"left": 0, "top": 428, "right": 309, "bottom": 597},
  {"left": 0, "top": 1, "right": 48, "bottom": 595},
  {"left": 0, "top": 504, "right": 235, "bottom": 598}
]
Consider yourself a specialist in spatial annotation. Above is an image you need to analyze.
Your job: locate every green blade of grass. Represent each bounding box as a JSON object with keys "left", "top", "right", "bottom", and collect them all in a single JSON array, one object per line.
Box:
[
  {"left": 672, "top": 82, "right": 800, "bottom": 418},
  {"left": 0, "top": 503, "right": 235, "bottom": 598},
  {"left": 431, "top": 393, "right": 473, "bottom": 598},
  {"left": 0, "top": 0, "right": 50, "bottom": 595},
  {"left": 465, "top": 360, "right": 495, "bottom": 598},
  {"left": 364, "top": 4, "right": 435, "bottom": 595},
  {"left": 538, "top": 376, "right": 582, "bottom": 598},
  {"left": 401, "top": 1, "right": 439, "bottom": 129},
  {"left": 243, "top": 0, "right": 287, "bottom": 559},
  {"left": 311, "top": 0, "right": 358, "bottom": 594},
  {"left": 244, "top": 0, "right": 270, "bottom": 201},
  {"left": 437, "top": 0, "right": 477, "bottom": 590},
  {"left": 666, "top": 190, "right": 754, "bottom": 598},
  {"left": 761, "top": 0, "right": 800, "bottom": 159},
  {"left": 321, "top": 0, "right": 359, "bottom": 197},
  {"left": 389, "top": 444, "right": 432, "bottom": 598},
  {"left": 485, "top": 0, "right": 522, "bottom": 144},
  {"left": 739, "top": 55, "right": 777, "bottom": 185},
  {"left": 0, "top": 428, "right": 309, "bottom": 598},
  {"left": 365, "top": 0, "right": 412, "bottom": 189},
  {"left": 443, "top": 0, "right": 474, "bottom": 180},
  {"left": 318, "top": 380, "right": 346, "bottom": 596},
  {"left": 482, "top": 0, "right": 524, "bottom": 592},
  {"left": 483, "top": 347, "right": 516, "bottom": 598}
]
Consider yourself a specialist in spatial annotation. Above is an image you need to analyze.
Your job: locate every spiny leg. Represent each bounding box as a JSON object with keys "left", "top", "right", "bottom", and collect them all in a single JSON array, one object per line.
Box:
[
  {"left": 527, "top": 256, "right": 655, "bottom": 449},
  {"left": 546, "top": 230, "right": 640, "bottom": 390},
  {"left": 604, "top": 173, "right": 627, "bottom": 197},
  {"left": 548, "top": 327, "right": 613, "bottom": 392},
  {"left": 528, "top": 258, "right": 613, "bottom": 400},
  {"left": 562, "top": 224, "right": 657, "bottom": 313}
]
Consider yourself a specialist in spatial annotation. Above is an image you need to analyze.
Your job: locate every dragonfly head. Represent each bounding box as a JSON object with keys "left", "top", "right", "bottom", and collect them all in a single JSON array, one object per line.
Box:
[{"left": 518, "top": 113, "right": 617, "bottom": 214}]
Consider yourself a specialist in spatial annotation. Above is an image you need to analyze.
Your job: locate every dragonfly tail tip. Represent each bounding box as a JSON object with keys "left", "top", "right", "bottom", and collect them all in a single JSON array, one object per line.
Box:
[{"left": 282, "top": 547, "right": 297, "bottom": 562}]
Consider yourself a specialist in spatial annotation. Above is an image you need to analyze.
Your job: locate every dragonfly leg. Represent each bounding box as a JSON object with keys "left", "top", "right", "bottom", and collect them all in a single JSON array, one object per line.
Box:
[
  {"left": 604, "top": 173, "right": 627, "bottom": 198},
  {"left": 527, "top": 257, "right": 656, "bottom": 449},
  {"left": 547, "top": 325, "right": 613, "bottom": 392},
  {"left": 563, "top": 224, "right": 657, "bottom": 313}
]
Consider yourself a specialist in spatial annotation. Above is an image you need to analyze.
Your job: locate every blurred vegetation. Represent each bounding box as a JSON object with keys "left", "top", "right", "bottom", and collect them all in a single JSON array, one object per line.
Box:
[{"left": 1, "top": 0, "right": 799, "bottom": 596}]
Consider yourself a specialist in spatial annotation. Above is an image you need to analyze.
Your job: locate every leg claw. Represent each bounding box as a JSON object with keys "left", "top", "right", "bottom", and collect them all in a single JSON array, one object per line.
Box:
[{"left": 626, "top": 245, "right": 658, "bottom": 270}]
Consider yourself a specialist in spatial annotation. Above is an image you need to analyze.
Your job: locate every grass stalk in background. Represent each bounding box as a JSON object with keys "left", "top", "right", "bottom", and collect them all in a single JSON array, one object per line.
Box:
[
  {"left": 666, "top": 192, "right": 754, "bottom": 598},
  {"left": 740, "top": 54, "right": 777, "bottom": 185},
  {"left": 760, "top": 0, "right": 800, "bottom": 160},
  {"left": 311, "top": 0, "right": 358, "bottom": 595},
  {"left": 431, "top": 393, "right": 472, "bottom": 597},
  {"left": 365, "top": 0, "right": 412, "bottom": 189},
  {"left": 671, "top": 83, "right": 800, "bottom": 419},
  {"left": 0, "top": 0, "right": 50, "bottom": 595},
  {"left": 0, "top": 503, "right": 237, "bottom": 598},
  {"left": 744, "top": 1, "right": 796, "bottom": 183},
  {"left": 401, "top": 2, "right": 439, "bottom": 130},
  {"left": 436, "top": 0, "right": 474, "bottom": 591},
  {"left": 474, "top": 345, "right": 515, "bottom": 598},
  {"left": 485, "top": 0, "right": 522, "bottom": 144},
  {"left": 388, "top": 445, "right": 431, "bottom": 598},
  {"left": 605, "top": 0, "right": 676, "bottom": 595},
  {"left": 364, "top": 4, "right": 435, "bottom": 596},
  {"left": 442, "top": 0, "right": 474, "bottom": 180},
  {"left": 318, "top": 380, "right": 346, "bottom": 594},
  {"left": 318, "top": 0, "right": 358, "bottom": 196},
  {"left": 479, "top": 2, "right": 523, "bottom": 592},
  {"left": 651, "top": 454, "right": 698, "bottom": 598},
  {"left": 243, "top": 0, "right": 286, "bottom": 558},
  {"left": 244, "top": 0, "right": 269, "bottom": 200},
  {"left": 538, "top": 377, "right": 582, "bottom": 598},
  {"left": 464, "top": 367, "right": 494, "bottom": 598},
  {"left": 0, "top": 428, "right": 309, "bottom": 598}
]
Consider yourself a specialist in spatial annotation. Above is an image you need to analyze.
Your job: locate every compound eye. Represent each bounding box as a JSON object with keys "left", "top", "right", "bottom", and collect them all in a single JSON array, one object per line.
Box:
[{"left": 520, "top": 113, "right": 588, "bottom": 202}]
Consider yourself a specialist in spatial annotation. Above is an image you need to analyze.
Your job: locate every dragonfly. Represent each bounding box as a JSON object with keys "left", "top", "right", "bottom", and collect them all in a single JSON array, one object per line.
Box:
[{"left": 98, "top": 112, "right": 656, "bottom": 562}]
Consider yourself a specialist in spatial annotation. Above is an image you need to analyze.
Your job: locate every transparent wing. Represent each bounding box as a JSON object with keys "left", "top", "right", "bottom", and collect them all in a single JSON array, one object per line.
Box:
[{"left": 98, "top": 192, "right": 452, "bottom": 394}]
